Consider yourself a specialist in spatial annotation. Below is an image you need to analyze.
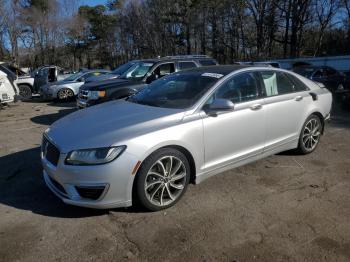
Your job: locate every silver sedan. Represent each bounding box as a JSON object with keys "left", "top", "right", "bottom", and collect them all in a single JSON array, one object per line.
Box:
[
  {"left": 40, "top": 70, "right": 110, "bottom": 100},
  {"left": 41, "top": 65, "right": 332, "bottom": 211}
]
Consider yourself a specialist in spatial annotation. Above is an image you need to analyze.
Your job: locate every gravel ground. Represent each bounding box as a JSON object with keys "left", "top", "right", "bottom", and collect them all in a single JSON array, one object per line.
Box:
[{"left": 0, "top": 99, "right": 350, "bottom": 262}]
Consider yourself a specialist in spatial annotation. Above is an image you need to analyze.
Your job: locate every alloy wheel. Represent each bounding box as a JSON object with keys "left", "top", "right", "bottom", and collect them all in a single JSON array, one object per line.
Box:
[
  {"left": 302, "top": 118, "right": 321, "bottom": 151},
  {"left": 58, "top": 89, "right": 73, "bottom": 100},
  {"left": 144, "top": 156, "right": 187, "bottom": 207}
]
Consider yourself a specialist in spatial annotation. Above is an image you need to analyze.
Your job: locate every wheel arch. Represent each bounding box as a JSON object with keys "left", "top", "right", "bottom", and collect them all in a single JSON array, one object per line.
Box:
[
  {"left": 161, "top": 145, "right": 197, "bottom": 184},
  {"left": 111, "top": 88, "right": 137, "bottom": 99},
  {"left": 309, "top": 111, "right": 325, "bottom": 134}
]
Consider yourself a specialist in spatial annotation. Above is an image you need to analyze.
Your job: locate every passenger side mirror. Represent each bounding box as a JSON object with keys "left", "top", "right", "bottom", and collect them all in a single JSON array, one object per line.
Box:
[{"left": 204, "top": 98, "right": 235, "bottom": 115}]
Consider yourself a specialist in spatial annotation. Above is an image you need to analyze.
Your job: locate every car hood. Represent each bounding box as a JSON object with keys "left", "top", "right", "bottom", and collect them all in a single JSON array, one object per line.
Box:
[
  {"left": 46, "top": 100, "right": 185, "bottom": 153},
  {"left": 85, "top": 74, "right": 119, "bottom": 83},
  {"left": 80, "top": 78, "right": 134, "bottom": 91}
]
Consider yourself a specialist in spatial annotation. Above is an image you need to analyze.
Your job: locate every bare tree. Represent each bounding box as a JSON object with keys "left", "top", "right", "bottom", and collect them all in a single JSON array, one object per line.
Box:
[{"left": 313, "top": 0, "right": 340, "bottom": 56}]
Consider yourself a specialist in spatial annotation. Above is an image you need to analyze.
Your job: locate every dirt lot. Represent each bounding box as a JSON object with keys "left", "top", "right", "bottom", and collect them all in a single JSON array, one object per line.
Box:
[{"left": 0, "top": 99, "right": 350, "bottom": 262}]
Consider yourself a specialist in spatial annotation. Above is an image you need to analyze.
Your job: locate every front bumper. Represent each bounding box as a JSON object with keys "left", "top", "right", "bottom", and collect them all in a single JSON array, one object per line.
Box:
[
  {"left": 42, "top": 148, "right": 139, "bottom": 209},
  {"left": 76, "top": 98, "right": 102, "bottom": 109}
]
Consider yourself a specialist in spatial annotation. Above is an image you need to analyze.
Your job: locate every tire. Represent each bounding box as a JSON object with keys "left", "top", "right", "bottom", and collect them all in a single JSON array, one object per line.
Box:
[
  {"left": 18, "top": 85, "right": 32, "bottom": 100},
  {"left": 57, "top": 88, "right": 74, "bottom": 101},
  {"left": 297, "top": 114, "right": 322, "bottom": 154},
  {"left": 134, "top": 148, "right": 191, "bottom": 211}
]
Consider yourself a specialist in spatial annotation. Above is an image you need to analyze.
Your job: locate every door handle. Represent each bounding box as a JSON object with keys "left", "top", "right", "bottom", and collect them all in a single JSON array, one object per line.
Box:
[
  {"left": 250, "top": 104, "right": 262, "bottom": 110},
  {"left": 295, "top": 96, "right": 303, "bottom": 101}
]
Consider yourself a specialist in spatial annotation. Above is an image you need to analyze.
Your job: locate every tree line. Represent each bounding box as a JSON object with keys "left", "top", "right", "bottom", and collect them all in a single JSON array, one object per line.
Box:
[{"left": 1, "top": 0, "right": 350, "bottom": 70}]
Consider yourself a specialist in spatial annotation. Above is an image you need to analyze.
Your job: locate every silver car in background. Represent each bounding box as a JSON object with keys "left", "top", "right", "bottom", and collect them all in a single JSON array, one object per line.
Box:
[
  {"left": 41, "top": 66, "right": 332, "bottom": 211},
  {"left": 40, "top": 70, "right": 110, "bottom": 100}
]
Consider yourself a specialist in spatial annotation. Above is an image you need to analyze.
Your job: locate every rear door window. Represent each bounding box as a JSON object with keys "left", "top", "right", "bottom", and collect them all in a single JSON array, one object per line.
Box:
[
  {"left": 324, "top": 67, "right": 337, "bottom": 76},
  {"left": 260, "top": 71, "right": 295, "bottom": 96},
  {"left": 178, "top": 61, "right": 197, "bottom": 70}
]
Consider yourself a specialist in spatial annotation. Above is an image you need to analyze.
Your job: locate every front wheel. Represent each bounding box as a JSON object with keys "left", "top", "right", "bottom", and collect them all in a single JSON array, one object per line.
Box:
[
  {"left": 57, "top": 88, "right": 74, "bottom": 100},
  {"left": 134, "top": 148, "right": 190, "bottom": 211},
  {"left": 297, "top": 114, "right": 322, "bottom": 154}
]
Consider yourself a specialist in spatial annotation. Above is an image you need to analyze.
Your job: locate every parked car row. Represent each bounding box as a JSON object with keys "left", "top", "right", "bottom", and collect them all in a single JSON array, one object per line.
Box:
[
  {"left": 1, "top": 56, "right": 350, "bottom": 110},
  {"left": 76, "top": 55, "right": 218, "bottom": 108},
  {"left": 41, "top": 64, "right": 332, "bottom": 211}
]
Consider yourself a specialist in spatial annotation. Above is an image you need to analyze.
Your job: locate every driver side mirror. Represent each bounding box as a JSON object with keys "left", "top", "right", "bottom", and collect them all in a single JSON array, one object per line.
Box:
[
  {"left": 204, "top": 98, "right": 235, "bottom": 116},
  {"left": 146, "top": 73, "right": 157, "bottom": 84}
]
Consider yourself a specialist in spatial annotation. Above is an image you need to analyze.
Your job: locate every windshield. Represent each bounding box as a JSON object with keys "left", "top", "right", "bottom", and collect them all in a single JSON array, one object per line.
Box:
[
  {"left": 64, "top": 72, "right": 84, "bottom": 81},
  {"left": 120, "top": 62, "right": 155, "bottom": 80},
  {"left": 128, "top": 72, "right": 220, "bottom": 109},
  {"left": 293, "top": 67, "right": 316, "bottom": 78},
  {"left": 112, "top": 61, "right": 137, "bottom": 75}
]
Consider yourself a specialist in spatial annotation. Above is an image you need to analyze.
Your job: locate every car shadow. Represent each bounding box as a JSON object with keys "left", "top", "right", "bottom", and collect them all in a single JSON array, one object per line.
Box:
[
  {"left": 22, "top": 96, "right": 76, "bottom": 107},
  {"left": 0, "top": 147, "right": 142, "bottom": 218},
  {"left": 30, "top": 108, "right": 76, "bottom": 125},
  {"left": 46, "top": 100, "right": 77, "bottom": 107}
]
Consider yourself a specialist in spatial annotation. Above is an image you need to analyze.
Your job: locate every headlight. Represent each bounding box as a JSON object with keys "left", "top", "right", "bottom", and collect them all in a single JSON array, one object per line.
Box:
[
  {"left": 88, "top": 90, "right": 106, "bottom": 100},
  {"left": 65, "top": 146, "right": 126, "bottom": 165}
]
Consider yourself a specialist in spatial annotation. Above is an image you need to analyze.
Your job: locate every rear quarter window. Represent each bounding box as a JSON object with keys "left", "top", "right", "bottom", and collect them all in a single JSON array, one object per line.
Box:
[
  {"left": 199, "top": 60, "right": 217, "bottom": 66},
  {"left": 286, "top": 73, "right": 310, "bottom": 92},
  {"left": 178, "top": 61, "right": 197, "bottom": 70}
]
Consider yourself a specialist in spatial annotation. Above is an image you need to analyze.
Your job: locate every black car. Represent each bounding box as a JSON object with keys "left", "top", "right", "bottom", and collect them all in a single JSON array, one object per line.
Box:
[
  {"left": 84, "top": 60, "right": 140, "bottom": 83},
  {"left": 76, "top": 55, "right": 218, "bottom": 108},
  {"left": 293, "top": 65, "right": 348, "bottom": 93}
]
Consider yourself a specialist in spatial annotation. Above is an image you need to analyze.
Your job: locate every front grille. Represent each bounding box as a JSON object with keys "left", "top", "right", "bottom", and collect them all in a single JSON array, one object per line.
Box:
[
  {"left": 79, "top": 90, "right": 89, "bottom": 100},
  {"left": 75, "top": 186, "right": 105, "bottom": 200},
  {"left": 42, "top": 136, "right": 60, "bottom": 166},
  {"left": 48, "top": 175, "right": 67, "bottom": 195}
]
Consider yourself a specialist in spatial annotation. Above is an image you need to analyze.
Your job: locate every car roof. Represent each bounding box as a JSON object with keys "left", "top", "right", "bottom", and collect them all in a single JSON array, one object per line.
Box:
[
  {"left": 179, "top": 65, "right": 252, "bottom": 76},
  {"left": 295, "top": 65, "right": 332, "bottom": 70},
  {"left": 85, "top": 69, "right": 110, "bottom": 73},
  {"left": 137, "top": 57, "right": 217, "bottom": 64}
]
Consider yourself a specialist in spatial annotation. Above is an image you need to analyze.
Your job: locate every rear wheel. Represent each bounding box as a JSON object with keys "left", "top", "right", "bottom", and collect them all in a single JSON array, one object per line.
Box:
[
  {"left": 57, "top": 88, "right": 74, "bottom": 100},
  {"left": 18, "top": 85, "right": 32, "bottom": 100},
  {"left": 297, "top": 114, "right": 322, "bottom": 154},
  {"left": 134, "top": 148, "right": 190, "bottom": 211}
]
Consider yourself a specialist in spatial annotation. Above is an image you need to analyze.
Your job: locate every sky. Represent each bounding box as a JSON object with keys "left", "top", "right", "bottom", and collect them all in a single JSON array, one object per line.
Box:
[{"left": 80, "top": 0, "right": 107, "bottom": 6}]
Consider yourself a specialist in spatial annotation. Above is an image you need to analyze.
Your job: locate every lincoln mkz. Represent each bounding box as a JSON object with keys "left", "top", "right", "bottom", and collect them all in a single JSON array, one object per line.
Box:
[{"left": 41, "top": 65, "right": 332, "bottom": 211}]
